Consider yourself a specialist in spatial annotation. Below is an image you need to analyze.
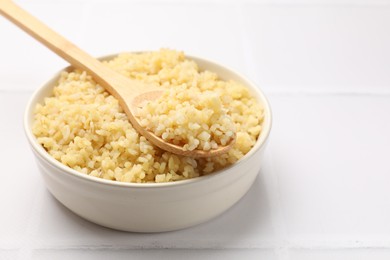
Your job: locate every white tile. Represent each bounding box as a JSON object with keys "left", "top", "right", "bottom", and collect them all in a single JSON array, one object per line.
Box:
[
  {"left": 81, "top": 2, "right": 246, "bottom": 72},
  {"left": 290, "top": 249, "right": 390, "bottom": 260},
  {"left": 32, "top": 172, "right": 274, "bottom": 249},
  {"left": 268, "top": 94, "right": 390, "bottom": 240},
  {"left": 0, "top": 92, "right": 42, "bottom": 247},
  {"left": 19, "top": 2, "right": 87, "bottom": 41},
  {"left": 0, "top": 250, "right": 20, "bottom": 259},
  {"left": 32, "top": 249, "right": 276, "bottom": 260},
  {"left": 0, "top": 2, "right": 86, "bottom": 91},
  {"left": 243, "top": 5, "right": 390, "bottom": 92}
]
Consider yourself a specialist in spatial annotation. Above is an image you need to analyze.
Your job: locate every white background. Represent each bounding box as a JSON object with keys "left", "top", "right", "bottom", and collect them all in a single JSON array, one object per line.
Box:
[{"left": 1, "top": 0, "right": 390, "bottom": 259}]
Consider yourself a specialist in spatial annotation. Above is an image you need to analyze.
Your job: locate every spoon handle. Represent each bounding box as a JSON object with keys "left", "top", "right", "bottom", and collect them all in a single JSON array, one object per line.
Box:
[{"left": 0, "top": 0, "right": 143, "bottom": 97}]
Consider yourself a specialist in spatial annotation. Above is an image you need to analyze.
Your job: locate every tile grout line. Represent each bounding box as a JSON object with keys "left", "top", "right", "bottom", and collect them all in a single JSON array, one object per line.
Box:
[
  {"left": 286, "top": 239, "right": 390, "bottom": 250},
  {"left": 24, "top": 240, "right": 390, "bottom": 251},
  {"left": 237, "top": 5, "right": 290, "bottom": 260}
]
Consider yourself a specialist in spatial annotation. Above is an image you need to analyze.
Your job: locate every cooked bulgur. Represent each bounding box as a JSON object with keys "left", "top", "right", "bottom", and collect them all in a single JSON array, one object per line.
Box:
[
  {"left": 32, "top": 49, "right": 264, "bottom": 183},
  {"left": 135, "top": 77, "right": 236, "bottom": 151}
]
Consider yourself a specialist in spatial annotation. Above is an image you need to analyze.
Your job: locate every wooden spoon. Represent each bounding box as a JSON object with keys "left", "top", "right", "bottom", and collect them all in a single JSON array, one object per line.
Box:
[{"left": 0, "top": 0, "right": 235, "bottom": 157}]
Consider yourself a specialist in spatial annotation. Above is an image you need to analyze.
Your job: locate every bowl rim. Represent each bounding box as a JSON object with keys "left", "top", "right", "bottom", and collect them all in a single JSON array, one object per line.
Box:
[{"left": 24, "top": 52, "right": 272, "bottom": 189}]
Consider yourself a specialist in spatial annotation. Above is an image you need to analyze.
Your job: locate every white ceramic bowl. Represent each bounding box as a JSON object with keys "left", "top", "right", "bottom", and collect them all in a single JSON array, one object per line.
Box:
[{"left": 24, "top": 54, "right": 272, "bottom": 232}]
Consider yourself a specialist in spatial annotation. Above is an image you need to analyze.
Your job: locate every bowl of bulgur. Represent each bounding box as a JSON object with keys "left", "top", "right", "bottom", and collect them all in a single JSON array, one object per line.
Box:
[{"left": 24, "top": 50, "right": 272, "bottom": 232}]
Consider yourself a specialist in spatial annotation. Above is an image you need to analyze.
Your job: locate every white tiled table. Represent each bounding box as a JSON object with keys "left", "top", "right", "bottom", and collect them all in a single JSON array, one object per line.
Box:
[{"left": 1, "top": 0, "right": 390, "bottom": 259}]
